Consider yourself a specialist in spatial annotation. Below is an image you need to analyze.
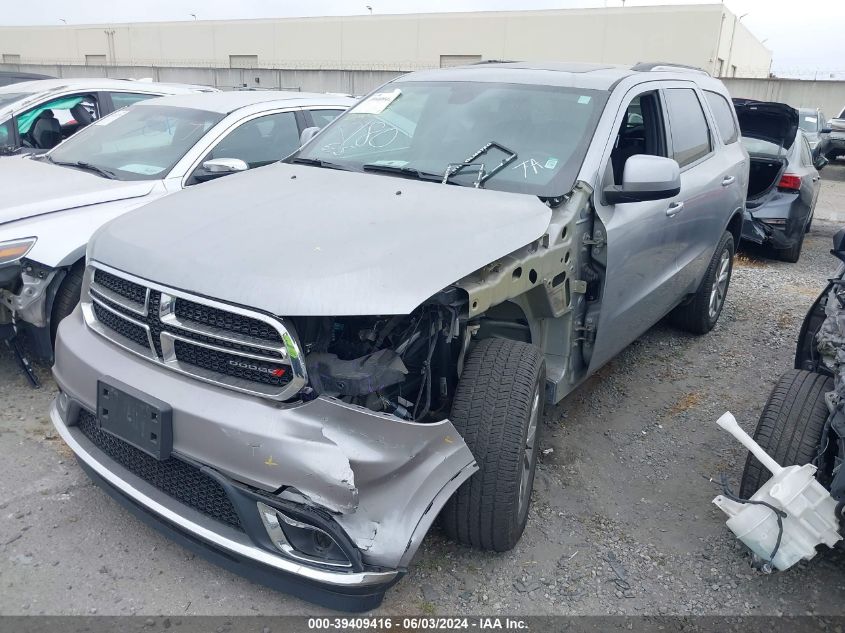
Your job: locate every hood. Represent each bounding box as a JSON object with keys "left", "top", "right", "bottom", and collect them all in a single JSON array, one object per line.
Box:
[
  {"left": 89, "top": 162, "right": 553, "bottom": 316},
  {"left": 733, "top": 99, "right": 799, "bottom": 151},
  {"left": 0, "top": 157, "right": 156, "bottom": 226}
]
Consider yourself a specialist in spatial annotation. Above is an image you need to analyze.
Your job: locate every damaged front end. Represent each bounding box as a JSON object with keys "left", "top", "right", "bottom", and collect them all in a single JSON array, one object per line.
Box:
[{"left": 51, "top": 266, "right": 481, "bottom": 608}]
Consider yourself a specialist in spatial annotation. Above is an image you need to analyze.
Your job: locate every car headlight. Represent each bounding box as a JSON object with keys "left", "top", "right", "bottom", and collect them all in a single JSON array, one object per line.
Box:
[{"left": 0, "top": 237, "right": 36, "bottom": 265}]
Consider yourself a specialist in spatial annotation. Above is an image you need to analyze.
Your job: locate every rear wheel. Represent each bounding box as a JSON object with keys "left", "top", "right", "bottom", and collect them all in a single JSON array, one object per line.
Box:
[
  {"left": 441, "top": 337, "right": 545, "bottom": 551},
  {"left": 50, "top": 263, "right": 84, "bottom": 344},
  {"left": 739, "top": 369, "right": 832, "bottom": 498},
  {"left": 778, "top": 230, "right": 805, "bottom": 263},
  {"left": 671, "top": 231, "right": 734, "bottom": 335}
]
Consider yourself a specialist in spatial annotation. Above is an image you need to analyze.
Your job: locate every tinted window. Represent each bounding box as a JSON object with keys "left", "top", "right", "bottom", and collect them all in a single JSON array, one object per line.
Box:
[
  {"left": 665, "top": 88, "right": 712, "bottom": 167},
  {"left": 210, "top": 111, "right": 299, "bottom": 168},
  {"left": 801, "top": 136, "right": 813, "bottom": 166},
  {"left": 704, "top": 91, "right": 738, "bottom": 144},
  {"left": 309, "top": 109, "right": 345, "bottom": 128},
  {"left": 110, "top": 92, "right": 157, "bottom": 110},
  {"left": 0, "top": 119, "right": 11, "bottom": 149}
]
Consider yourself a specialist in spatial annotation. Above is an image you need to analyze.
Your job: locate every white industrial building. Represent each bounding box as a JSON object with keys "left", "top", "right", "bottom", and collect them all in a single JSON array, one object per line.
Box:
[{"left": 0, "top": 4, "right": 771, "bottom": 86}]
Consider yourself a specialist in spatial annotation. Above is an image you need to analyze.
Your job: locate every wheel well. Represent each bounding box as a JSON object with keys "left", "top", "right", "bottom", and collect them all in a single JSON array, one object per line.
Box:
[
  {"left": 475, "top": 301, "right": 532, "bottom": 344},
  {"left": 727, "top": 211, "right": 743, "bottom": 248}
]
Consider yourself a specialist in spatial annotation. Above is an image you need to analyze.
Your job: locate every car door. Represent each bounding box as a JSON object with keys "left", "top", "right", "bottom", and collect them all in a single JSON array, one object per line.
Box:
[
  {"left": 183, "top": 109, "right": 302, "bottom": 186},
  {"left": 663, "top": 85, "right": 737, "bottom": 296},
  {"left": 588, "top": 85, "right": 684, "bottom": 371}
]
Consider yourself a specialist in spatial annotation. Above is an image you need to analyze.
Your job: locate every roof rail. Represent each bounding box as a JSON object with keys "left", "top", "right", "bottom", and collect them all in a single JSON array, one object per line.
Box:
[
  {"left": 632, "top": 62, "right": 710, "bottom": 76},
  {"left": 471, "top": 59, "right": 522, "bottom": 65}
]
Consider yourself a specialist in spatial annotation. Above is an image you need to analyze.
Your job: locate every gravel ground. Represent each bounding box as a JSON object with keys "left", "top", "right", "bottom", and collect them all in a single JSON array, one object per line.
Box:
[{"left": 3, "top": 164, "right": 845, "bottom": 617}]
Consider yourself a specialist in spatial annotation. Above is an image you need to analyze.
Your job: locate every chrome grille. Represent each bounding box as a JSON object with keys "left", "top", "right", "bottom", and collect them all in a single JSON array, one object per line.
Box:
[{"left": 81, "top": 262, "right": 307, "bottom": 400}]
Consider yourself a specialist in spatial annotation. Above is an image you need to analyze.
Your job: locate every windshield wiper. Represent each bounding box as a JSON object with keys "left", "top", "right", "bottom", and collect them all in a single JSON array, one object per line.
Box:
[
  {"left": 290, "top": 157, "right": 354, "bottom": 171},
  {"left": 52, "top": 160, "right": 117, "bottom": 180},
  {"left": 361, "top": 163, "right": 444, "bottom": 182},
  {"left": 442, "top": 141, "right": 518, "bottom": 188}
]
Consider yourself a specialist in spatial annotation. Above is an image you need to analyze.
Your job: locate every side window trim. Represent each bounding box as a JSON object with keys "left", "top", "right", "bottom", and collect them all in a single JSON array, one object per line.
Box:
[
  {"left": 702, "top": 89, "right": 739, "bottom": 146},
  {"left": 660, "top": 85, "right": 715, "bottom": 172},
  {"left": 600, "top": 84, "right": 671, "bottom": 194}
]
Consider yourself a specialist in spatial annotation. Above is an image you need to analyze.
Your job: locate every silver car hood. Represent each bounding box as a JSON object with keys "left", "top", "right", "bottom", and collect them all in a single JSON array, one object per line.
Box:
[
  {"left": 0, "top": 158, "right": 155, "bottom": 226},
  {"left": 89, "top": 162, "right": 552, "bottom": 316}
]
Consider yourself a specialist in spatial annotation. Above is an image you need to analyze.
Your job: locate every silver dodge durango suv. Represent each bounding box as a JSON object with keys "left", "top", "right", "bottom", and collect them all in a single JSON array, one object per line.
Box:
[{"left": 50, "top": 62, "right": 749, "bottom": 610}]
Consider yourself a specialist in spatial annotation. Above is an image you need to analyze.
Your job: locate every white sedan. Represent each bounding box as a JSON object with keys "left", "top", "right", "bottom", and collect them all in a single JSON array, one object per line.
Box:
[{"left": 0, "top": 90, "right": 353, "bottom": 363}]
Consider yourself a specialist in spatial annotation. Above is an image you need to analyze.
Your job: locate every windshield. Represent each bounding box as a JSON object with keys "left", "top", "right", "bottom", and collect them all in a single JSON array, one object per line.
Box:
[
  {"left": 48, "top": 105, "right": 224, "bottom": 181},
  {"left": 294, "top": 81, "right": 608, "bottom": 196},
  {"left": 0, "top": 92, "right": 32, "bottom": 110}
]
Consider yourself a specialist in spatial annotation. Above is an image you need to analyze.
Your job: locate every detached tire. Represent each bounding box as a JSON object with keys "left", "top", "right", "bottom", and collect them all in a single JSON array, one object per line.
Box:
[
  {"left": 441, "top": 337, "right": 545, "bottom": 551},
  {"left": 671, "top": 231, "right": 734, "bottom": 335},
  {"left": 50, "top": 263, "right": 84, "bottom": 344},
  {"left": 739, "top": 369, "right": 832, "bottom": 498}
]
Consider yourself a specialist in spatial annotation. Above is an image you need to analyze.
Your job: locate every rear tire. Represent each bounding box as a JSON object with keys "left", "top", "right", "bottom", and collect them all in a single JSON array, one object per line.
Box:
[
  {"left": 739, "top": 369, "right": 832, "bottom": 498},
  {"left": 671, "top": 231, "right": 734, "bottom": 335},
  {"left": 778, "top": 230, "right": 805, "bottom": 263},
  {"left": 50, "top": 263, "right": 84, "bottom": 345},
  {"left": 441, "top": 337, "right": 545, "bottom": 551}
]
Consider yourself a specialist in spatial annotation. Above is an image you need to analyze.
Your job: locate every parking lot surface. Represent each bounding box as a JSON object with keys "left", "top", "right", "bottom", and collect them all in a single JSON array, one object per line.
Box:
[{"left": 3, "top": 164, "right": 845, "bottom": 616}]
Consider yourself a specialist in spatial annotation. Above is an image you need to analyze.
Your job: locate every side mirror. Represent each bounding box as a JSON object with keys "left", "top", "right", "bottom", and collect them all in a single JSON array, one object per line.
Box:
[
  {"left": 299, "top": 126, "right": 321, "bottom": 147},
  {"left": 202, "top": 157, "right": 248, "bottom": 174},
  {"left": 191, "top": 157, "right": 249, "bottom": 184},
  {"left": 815, "top": 155, "right": 830, "bottom": 171},
  {"left": 821, "top": 128, "right": 833, "bottom": 135},
  {"left": 603, "top": 155, "right": 681, "bottom": 205}
]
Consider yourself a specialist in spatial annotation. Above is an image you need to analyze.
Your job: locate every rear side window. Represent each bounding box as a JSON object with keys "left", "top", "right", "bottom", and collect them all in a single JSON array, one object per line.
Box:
[
  {"left": 704, "top": 91, "right": 739, "bottom": 145},
  {"left": 665, "top": 88, "right": 712, "bottom": 167}
]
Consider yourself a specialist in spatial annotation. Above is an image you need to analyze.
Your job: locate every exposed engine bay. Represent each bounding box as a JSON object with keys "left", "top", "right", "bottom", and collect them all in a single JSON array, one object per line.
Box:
[{"left": 291, "top": 294, "right": 465, "bottom": 423}]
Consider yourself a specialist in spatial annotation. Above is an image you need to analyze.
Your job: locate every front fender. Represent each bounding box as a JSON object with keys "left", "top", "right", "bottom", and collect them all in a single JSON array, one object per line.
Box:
[{"left": 0, "top": 190, "right": 166, "bottom": 269}]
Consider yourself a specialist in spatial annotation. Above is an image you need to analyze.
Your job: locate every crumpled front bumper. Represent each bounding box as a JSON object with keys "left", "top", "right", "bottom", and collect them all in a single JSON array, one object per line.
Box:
[{"left": 51, "top": 307, "right": 478, "bottom": 609}]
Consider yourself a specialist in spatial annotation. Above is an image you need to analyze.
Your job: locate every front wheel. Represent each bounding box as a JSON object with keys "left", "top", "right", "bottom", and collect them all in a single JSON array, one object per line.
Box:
[
  {"left": 739, "top": 369, "right": 832, "bottom": 498},
  {"left": 671, "top": 231, "right": 734, "bottom": 335},
  {"left": 50, "top": 263, "right": 84, "bottom": 345},
  {"left": 441, "top": 337, "right": 545, "bottom": 551}
]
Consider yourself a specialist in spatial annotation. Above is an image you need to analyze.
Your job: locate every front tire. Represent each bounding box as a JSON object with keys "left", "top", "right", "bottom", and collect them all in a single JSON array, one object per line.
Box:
[
  {"left": 441, "top": 337, "right": 545, "bottom": 551},
  {"left": 671, "top": 231, "right": 734, "bottom": 335},
  {"left": 50, "top": 263, "right": 84, "bottom": 345},
  {"left": 739, "top": 369, "right": 832, "bottom": 498}
]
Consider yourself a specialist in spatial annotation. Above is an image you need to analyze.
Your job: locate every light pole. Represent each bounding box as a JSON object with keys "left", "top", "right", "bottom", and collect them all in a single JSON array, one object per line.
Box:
[
  {"left": 366, "top": 5, "right": 373, "bottom": 14},
  {"left": 59, "top": 18, "right": 67, "bottom": 24}
]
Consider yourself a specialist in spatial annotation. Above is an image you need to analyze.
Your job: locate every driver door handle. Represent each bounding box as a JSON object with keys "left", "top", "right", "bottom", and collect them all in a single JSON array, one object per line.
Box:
[
  {"left": 721, "top": 175, "right": 736, "bottom": 186},
  {"left": 666, "top": 201, "right": 685, "bottom": 217}
]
